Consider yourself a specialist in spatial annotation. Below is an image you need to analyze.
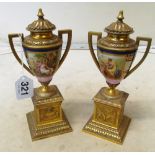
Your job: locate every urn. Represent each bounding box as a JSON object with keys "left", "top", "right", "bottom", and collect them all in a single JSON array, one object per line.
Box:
[
  {"left": 8, "top": 9, "right": 73, "bottom": 140},
  {"left": 83, "top": 10, "right": 152, "bottom": 144}
]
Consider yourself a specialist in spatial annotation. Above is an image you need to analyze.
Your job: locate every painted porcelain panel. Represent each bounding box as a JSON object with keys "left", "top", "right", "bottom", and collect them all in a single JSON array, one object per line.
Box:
[
  {"left": 24, "top": 48, "right": 61, "bottom": 83},
  {"left": 97, "top": 49, "right": 136, "bottom": 85}
]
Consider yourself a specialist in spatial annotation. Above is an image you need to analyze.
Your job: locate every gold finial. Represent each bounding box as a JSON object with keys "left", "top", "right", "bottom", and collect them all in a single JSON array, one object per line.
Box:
[
  {"left": 117, "top": 10, "right": 124, "bottom": 22},
  {"left": 37, "top": 8, "right": 44, "bottom": 19}
]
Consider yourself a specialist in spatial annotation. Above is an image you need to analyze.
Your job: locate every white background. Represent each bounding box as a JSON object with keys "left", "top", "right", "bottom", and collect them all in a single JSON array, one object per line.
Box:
[
  {"left": 0, "top": 2, "right": 155, "bottom": 46},
  {"left": 0, "top": 2, "right": 155, "bottom": 152}
]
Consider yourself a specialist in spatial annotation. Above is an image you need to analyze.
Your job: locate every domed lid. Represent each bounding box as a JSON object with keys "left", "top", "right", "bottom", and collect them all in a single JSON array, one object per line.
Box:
[
  {"left": 23, "top": 9, "right": 62, "bottom": 49},
  {"left": 97, "top": 10, "right": 137, "bottom": 51},
  {"left": 105, "top": 10, "right": 134, "bottom": 35},
  {"left": 26, "top": 8, "right": 56, "bottom": 33}
]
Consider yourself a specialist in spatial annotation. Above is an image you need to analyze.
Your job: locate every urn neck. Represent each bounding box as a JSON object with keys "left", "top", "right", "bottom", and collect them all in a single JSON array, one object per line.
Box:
[
  {"left": 31, "top": 32, "right": 53, "bottom": 39},
  {"left": 107, "top": 34, "right": 129, "bottom": 43},
  {"left": 97, "top": 34, "right": 137, "bottom": 51}
]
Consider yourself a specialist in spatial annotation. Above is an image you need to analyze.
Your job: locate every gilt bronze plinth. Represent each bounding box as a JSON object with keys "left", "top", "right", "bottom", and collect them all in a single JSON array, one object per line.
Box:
[
  {"left": 83, "top": 87, "right": 130, "bottom": 144},
  {"left": 27, "top": 85, "right": 72, "bottom": 141}
]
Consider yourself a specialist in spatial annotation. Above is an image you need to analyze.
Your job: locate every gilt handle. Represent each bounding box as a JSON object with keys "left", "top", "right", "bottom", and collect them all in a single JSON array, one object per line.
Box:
[
  {"left": 88, "top": 31, "right": 102, "bottom": 70},
  {"left": 58, "top": 29, "right": 72, "bottom": 70},
  {"left": 125, "top": 37, "right": 152, "bottom": 78},
  {"left": 8, "top": 33, "right": 33, "bottom": 75}
]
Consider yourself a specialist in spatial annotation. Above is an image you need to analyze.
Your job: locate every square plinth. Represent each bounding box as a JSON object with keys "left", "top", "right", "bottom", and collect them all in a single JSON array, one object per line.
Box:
[
  {"left": 26, "top": 85, "right": 72, "bottom": 141},
  {"left": 32, "top": 85, "right": 63, "bottom": 125},
  {"left": 83, "top": 87, "right": 131, "bottom": 144},
  {"left": 93, "top": 87, "right": 129, "bottom": 128}
]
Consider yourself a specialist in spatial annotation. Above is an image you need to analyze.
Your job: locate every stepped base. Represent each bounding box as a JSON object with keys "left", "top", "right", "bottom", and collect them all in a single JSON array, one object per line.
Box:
[
  {"left": 27, "top": 110, "right": 72, "bottom": 141},
  {"left": 83, "top": 115, "right": 131, "bottom": 144}
]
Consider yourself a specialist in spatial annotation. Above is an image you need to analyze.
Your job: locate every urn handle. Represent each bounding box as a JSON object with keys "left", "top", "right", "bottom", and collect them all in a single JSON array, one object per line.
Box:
[
  {"left": 88, "top": 31, "right": 102, "bottom": 70},
  {"left": 125, "top": 37, "right": 152, "bottom": 78},
  {"left": 57, "top": 29, "right": 72, "bottom": 71},
  {"left": 8, "top": 33, "right": 33, "bottom": 75}
]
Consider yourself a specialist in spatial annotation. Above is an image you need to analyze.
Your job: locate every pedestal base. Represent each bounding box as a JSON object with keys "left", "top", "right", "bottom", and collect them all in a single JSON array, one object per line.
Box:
[
  {"left": 83, "top": 115, "right": 131, "bottom": 144},
  {"left": 82, "top": 87, "right": 131, "bottom": 144},
  {"left": 27, "top": 110, "right": 72, "bottom": 141}
]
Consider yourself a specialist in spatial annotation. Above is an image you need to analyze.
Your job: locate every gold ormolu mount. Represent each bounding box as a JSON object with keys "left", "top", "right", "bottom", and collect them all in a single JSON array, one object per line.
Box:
[
  {"left": 27, "top": 85, "right": 72, "bottom": 141},
  {"left": 83, "top": 10, "right": 152, "bottom": 144},
  {"left": 83, "top": 87, "right": 131, "bottom": 144}
]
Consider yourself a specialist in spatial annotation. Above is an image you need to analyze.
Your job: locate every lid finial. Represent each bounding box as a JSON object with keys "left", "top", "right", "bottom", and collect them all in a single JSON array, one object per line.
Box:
[
  {"left": 104, "top": 10, "right": 133, "bottom": 35},
  {"left": 117, "top": 10, "right": 124, "bottom": 22},
  {"left": 27, "top": 8, "right": 56, "bottom": 32},
  {"left": 37, "top": 8, "right": 44, "bottom": 19}
]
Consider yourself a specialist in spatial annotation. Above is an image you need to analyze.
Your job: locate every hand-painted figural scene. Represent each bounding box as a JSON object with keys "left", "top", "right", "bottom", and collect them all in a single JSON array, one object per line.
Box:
[
  {"left": 25, "top": 48, "right": 61, "bottom": 84},
  {"left": 97, "top": 50, "right": 135, "bottom": 85}
]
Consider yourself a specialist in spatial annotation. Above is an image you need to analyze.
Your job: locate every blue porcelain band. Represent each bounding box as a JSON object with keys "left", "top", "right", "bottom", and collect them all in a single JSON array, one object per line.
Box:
[
  {"left": 97, "top": 47, "right": 137, "bottom": 55},
  {"left": 23, "top": 46, "right": 61, "bottom": 52}
]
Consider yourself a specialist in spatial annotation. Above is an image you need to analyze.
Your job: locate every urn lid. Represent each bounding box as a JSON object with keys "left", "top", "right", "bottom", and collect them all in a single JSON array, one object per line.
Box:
[
  {"left": 105, "top": 10, "right": 134, "bottom": 35},
  {"left": 27, "top": 8, "right": 56, "bottom": 33},
  {"left": 98, "top": 11, "right": 137, "bottom": 51},
  {"left": 23, "top": 9, "right": 62, "bottom": 50}
]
